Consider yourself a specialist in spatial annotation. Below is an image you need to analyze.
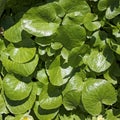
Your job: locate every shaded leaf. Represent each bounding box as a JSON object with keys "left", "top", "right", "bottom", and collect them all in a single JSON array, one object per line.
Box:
[
  {"left": 1, "top": 53, "right": 39, "bottom": 77},
  {"left": 39, "top": 84, "right": 62, "bottom": 109},
  {"left": 63, "top": 90, "right": 81, "bottom": 111},
  {"left": 34, "top": 101, "right": 59, "bottom": 120},
  {"left": 54, "top": 25, "right": 86, "bottom": 50}
]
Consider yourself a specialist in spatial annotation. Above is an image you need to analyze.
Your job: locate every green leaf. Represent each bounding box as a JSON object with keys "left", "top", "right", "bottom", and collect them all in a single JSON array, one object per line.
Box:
[
  {"left": 106, "top": 109, "right": 118, "bottom": 120},
  {"left": 62, "top": 73, "right": 83, "bottom": 111},
  {"left": 4, "top": 83, "right": 37, "bottom": 114},
  {"left": 62, "top": 73, "right": 83, "bottom": 95},
  {"left": 82, "top": 78, "right": 117, "bottom": 115},
  {"left": 104, "top": 71, "right": 117, "bottom": 85},
  {"left": 61, "top": 0, "right": 90, "bottom": 25},
  {"left": 54, "top": 25, "right": 86, "bottom": 50},
  {"left": 6, "top": 44, "right": 36, "bottom": 63},
  {"left": 47, "top": 55, "right": 72, "bottom": 86},
  {"left": 34, "top": 101, "right": 59, "bottom": 120},
  {"left": 90, "top": 31, "right": 107, "bottom": 49},
  {"left": 84, "top": 48, "right": 114, "bottom": 73},
  {"left": 63, "top": 90, "right": 81, "bottom": 111},
  {"left": 4, "top": 21, "right": 22, "bottom": 43},
  {"left": 39, "top": 84, "right": 62, "bottom": 110},
  {"left": 83, "top": 13, "right": 101, "bottom": 31},
  {"left": 105, "top": 0, "right": 120, "bottom": 19},
  {"left": 22, "top": 3, "right": 64, "bottom": 37},
  {"left": 0, "top": 94, "right": 8, "bottom": 114},
  {"left": 36, "top": 69, "right": 49, "bottom": 85},
  {"left": 0, "top": 38, "right": 6, "bottom": 55},
  {"left": 108, "top": 39, "right": 120, "bottom": 55},
  {"left": 1, "top": 54, "right": 39, "bottom": 77},
  {"left": 98, "top": 0, "right": 108, "bottom": 11},
  {"left": 3, "top": 74, "right": 33, "bottom": 100},
  {"left": 68, "top": 45, "right": 90, "bottom": 67},
  {"left": 59, "top": 0, "right": 90, "bottom": 13},
  {"left": 68, "top": 47, "right": 82, "bottom": 67}
]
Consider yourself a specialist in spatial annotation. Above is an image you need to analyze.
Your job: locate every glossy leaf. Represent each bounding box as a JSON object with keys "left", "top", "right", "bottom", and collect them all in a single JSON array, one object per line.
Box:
[
  {"left": 6, "top": 44, "right": 36, "bottom": 63},
  {"left": 4, "top": 21, "right": 22, "bottom": 43},
  {"left": 36, "top": 69, "right": 49, "bottom": 85},
  {"left": 39, "top": 84, "right": 62, "bottom": 110},
  {"left": 61, "top": 0, "right": 90, "bottom": 25},
  {"left": 84, "top": 48, "right": 114, "bottom": 73},
  {"left": 62, "top": 73, "right": 83, "bottom": 95},
  {"left": 63, "top": 90, "right": 81, "bottom": 111},
  {"left": 47, "top": 55, "right": 72, "bottom": 86},
  {"left": 34, "top": 101, "right": 59, "bottom": 120},
  {"left": 82, "top": 78, "right": 117, "bottom": 115},
  {"left": 3, "top": 74, "right": 32, "bottom": 100},
  {"left": 22, "top": 3, "right": 64, "bottom": 37},
  {"left": 1, "top": 54, "right": 39, "bottom": 77},
  {"left": 4, "top": 83, "right": 37, "bottom": 114}
]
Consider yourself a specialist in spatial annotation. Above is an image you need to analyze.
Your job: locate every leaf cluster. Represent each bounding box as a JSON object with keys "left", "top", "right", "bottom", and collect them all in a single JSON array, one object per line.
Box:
[{"left": 0, "top": 0, "right": 120, "bottom": 119}]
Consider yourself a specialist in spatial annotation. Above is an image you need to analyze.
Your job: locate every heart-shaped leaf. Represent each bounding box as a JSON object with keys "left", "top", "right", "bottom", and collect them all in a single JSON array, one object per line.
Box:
[
  {"left": 82, "top": 78, "right": 117, "bottom": 115},
  {"left": 3, "top": 74, "right": 32, "bottom": 100}
]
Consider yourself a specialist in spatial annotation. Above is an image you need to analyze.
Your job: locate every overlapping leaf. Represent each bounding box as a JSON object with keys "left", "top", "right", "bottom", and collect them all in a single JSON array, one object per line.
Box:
[
  {"left": 3, "top": 74, "right": 32, "bottom": 100},
  {"left": 4, "top": 83, "right": 37, "bottom": 114},
  {"left": 47, "top": 55, "right": 72, "bottom": 86},
  {"left": 82, "top": 78, "right": 117, "bottom": 115},
  {"left": 39, "top": 84, "right": 62, "bottom": 110},
  {"left": 22, "top": 2, "right": 65, "bottom": 37},
  {"left": 84, "top": 48, "right": 114, "bottom": 73}
]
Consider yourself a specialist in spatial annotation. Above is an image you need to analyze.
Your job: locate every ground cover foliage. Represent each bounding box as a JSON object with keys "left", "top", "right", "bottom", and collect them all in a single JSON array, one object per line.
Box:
[{"left": 0, "top": 0, "right": 120, "bottom": 119}]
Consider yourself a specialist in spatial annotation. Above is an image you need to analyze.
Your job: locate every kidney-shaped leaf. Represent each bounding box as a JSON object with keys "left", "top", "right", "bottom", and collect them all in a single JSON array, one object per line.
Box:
[
  {"left": 4, "top": 83, "right": 37, "bottom": 114},
  {"left": 54, "top": 25, "right": 86, "bottom": 50},
  {"left": 85, "top": 48, "right": 114, "bottom": 73},
  {"left": 39, "top": 84, "right": 62, "bottom": 110},
  {"left": 1, "top": 53, "right": 39, "bottom": 77},
  {"left": 82, "top": 78, "right": 117, "bottom": 115},
  {"left": 34, "top": 101, "right": 59, "bottom": 120},
  {"left": 47, "top": 55, "right": 72, "bottom": 86},
  {"left": 7, "top": 44, "right": 36, "bottom": 63},
  {"left": 22, "top": 3, "right": 64, "bottom": 37},
  {"left": 62, "top": 73, "right": 83, "bottom": 95},
  {"left": 61, "top": 0, "right": 90, "bottom": 25},
  {"left": 63, "top": 90, "right": 81, "bottom": 111},
  {"left": 3, "top": 74, "right": 33, "bottom": 100}
]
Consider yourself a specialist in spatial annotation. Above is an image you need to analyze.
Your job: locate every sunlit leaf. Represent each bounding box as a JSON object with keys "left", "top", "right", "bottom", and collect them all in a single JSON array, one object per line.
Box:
[{"left": 82, "top": 78, "right": 117, "bottom": 115}]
